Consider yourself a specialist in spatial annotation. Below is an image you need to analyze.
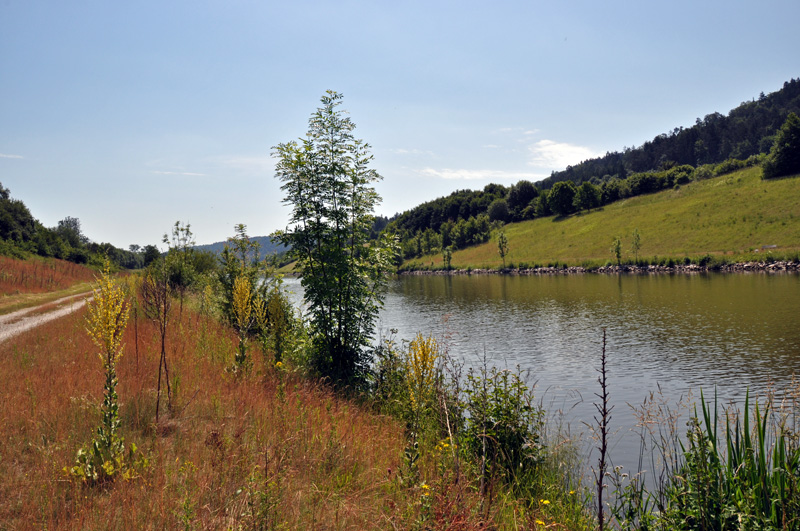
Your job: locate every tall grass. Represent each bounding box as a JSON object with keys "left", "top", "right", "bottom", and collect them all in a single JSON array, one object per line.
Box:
[
  {"left": 2, "top": 288, "right": 598, "bottom": 529},
  {"left": 0, "top": 255, "right": 95, "bottom": 296},
  {"left": 609, "top": 386, "right": 800, "bottom": 530},
  {"left": 0, "top": 294, "right": 412, "bottom": 528}
]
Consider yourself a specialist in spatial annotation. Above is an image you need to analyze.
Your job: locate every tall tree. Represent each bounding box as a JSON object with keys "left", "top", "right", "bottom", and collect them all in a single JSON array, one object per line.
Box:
[
  {"left": 548, "top": 181, "right": 578, "bottom": 217},
  {"left": 273, "top": 91, "right": 397, "bottom": 386},
  {"left": 763, "top": 112, "right": 800, "bottom": 179}
]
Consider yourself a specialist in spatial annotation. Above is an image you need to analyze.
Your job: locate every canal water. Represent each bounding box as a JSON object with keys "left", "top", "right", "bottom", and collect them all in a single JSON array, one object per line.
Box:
[{"left": 284, "top": 273, "right": 800, "bottom": 479}]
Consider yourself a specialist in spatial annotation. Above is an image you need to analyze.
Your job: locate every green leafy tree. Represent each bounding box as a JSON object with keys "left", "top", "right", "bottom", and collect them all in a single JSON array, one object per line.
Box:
[
  {"left": 506, "top": 180, "right": 538, "bottom": 220},
  {"left": 611, "top": 236, "right": 622, "bottom": 266},
  {"left": 142, "top": 244, "right": 161, "bottom": 267},
  {"left": 442, "top": 246, "right": 452, "bottom": 271},
  {"left": 573, "top": 181, "right": 601, "bottom": 211},
  {"left": 487, "top": 198, "right": 510, "bottom": 223},
  {"left": 548, "top": 181, "right": 577, "bottom": 217},
  {"left": 534, "top": 191, "right": 551, "bottom": 217},
  {"left": 497, "top": 231, "right": 509, "bottom": 268},
  {"left": 273, "top": 91, "right": 398, "bottom": 386},
  {"left": 763, "top": 112, "right": 800, "bottom": 179},
  {"left": 163, "top": 221, "right": 196, "bottom": 316}
]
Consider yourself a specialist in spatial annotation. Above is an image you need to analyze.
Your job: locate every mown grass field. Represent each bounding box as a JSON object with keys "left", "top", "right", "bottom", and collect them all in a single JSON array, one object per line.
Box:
[{"left": 408, "top": 167, "right": 800, "bottom": 270}]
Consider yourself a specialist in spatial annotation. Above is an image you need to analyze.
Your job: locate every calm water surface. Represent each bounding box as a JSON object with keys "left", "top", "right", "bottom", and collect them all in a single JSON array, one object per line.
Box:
[{"left": 285, "top": 273, "right": 800, "bottom": 474}]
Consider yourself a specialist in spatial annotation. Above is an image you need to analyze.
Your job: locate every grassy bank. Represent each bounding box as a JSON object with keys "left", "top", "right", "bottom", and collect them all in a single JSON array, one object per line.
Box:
[
  {"left": 403, "top": 167, "right": 800, "bottom": 271},
  {"left": 0, "top": 284, "right": 588, "bottom": 529}
]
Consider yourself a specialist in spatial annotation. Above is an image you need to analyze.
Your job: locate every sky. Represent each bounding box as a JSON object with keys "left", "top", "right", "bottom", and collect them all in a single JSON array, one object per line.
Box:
[{"left": 1, "top": 1, "right": 799, "bottom": 249}]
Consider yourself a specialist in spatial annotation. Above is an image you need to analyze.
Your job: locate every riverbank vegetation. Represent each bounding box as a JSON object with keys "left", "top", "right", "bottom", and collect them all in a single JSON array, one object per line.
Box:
[{"left": 0, "top": 258, "right": 595, "bottom": 528}]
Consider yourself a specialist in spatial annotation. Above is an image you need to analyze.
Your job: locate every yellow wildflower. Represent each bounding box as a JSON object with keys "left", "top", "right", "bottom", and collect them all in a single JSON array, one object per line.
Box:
[
  {"left": 406, "top": 333, "right": 438, "bottom": 411},
  {"left": 86, "top": 260, "right": 129, "bottom": 369}
]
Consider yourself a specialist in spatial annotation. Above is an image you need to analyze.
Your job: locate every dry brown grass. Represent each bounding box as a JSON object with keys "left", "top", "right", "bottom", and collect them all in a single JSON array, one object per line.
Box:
[
  {"left": 0, "top": 282, "right": 570, "bottom": 529},
  {"left": 0, "top": 293, "right": 412, "bottom": 529},
  {"left": 0, "top": 256, "right": 96, "bottom": 296}
]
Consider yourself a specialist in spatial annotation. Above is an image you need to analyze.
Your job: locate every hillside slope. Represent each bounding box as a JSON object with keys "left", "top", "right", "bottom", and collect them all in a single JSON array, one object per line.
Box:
[{"left": 405, "top": 167, "right": 800, "bottom": 270}]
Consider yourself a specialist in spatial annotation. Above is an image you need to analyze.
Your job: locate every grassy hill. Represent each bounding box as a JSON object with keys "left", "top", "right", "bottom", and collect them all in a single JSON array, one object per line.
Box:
[{"left": 404, "top": 166, "right": 800, "bottom": 270}]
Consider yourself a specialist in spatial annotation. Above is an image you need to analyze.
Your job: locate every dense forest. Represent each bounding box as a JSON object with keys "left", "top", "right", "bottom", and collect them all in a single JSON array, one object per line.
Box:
[{"left": 388, "top": 78, "right": 800, "bottom": 260}]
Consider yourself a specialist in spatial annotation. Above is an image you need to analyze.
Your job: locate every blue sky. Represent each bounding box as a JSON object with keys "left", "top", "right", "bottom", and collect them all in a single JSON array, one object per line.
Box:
[{"left": 1, "top": 1, "right": 798, "bottom": 248}]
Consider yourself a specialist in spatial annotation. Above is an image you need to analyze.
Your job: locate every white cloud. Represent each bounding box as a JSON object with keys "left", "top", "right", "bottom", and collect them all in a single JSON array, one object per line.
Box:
[
  {"left": 151, "top": 170, "right": 207, "bottom": 177},
  {"left": 217, "top": 156, "right": 274, "bottom": 174},
  {"left": 528, "top": 140, "right": 601, "bottom": 170},
  {"left": 0, "top": 153, "right": 23, "bottom": 159},
  {"left": 419, "top": 168, "right": 547, "bottom": 181}
]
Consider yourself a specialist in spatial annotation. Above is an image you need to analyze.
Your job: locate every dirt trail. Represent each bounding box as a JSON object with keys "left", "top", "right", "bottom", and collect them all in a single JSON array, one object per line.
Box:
[{"left": 0, "top": 293, "right": 91, "bottom": 344}]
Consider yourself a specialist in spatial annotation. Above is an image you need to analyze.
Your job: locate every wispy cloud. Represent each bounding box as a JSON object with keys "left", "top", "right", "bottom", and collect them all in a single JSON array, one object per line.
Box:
[
  {"left": 151, "top": 170, "right": 207, "bottom": 177},
  {"left": 420, "top": 168, "right": 546, "bottom": 181},
  {"left": 388, "top": 148, "right": 434, "bottom": 156},
  {"left": 528, "top": 140, "right": 601, "bottom": 169},
  {"left": 0, "top": 153, "right": 23, "bottom": 159},
  {"left": 217, "top": 156, "right": 274, "bottom": 174}
]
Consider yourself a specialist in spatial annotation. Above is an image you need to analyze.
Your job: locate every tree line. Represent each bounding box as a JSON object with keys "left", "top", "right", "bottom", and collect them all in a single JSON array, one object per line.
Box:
[{"left": 385, "top": 78, "right": 800, "bottom": 260}]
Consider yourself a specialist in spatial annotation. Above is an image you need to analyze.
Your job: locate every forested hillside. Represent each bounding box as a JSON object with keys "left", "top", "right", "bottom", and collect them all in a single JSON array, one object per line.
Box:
[
  {"left": 538, "top": 77, "right": 800, "bottom": 188},
  {"left": 388, "top": 78, "right": 800, "bottom": 261}
]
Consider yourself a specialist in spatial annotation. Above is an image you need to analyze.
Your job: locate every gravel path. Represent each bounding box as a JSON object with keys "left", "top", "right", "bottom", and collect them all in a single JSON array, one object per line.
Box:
[{"left": 0, "top": 293, "right": 91, "bottom": 344}]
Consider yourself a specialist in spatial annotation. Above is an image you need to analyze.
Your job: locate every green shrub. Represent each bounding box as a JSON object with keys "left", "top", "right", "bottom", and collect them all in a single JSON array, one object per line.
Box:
[{"left": 463, "top": 365, "right": 544, "bottom": 486}]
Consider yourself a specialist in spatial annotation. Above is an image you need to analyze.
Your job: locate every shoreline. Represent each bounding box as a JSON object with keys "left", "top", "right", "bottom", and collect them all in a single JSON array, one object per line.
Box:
[{"left": 399, "top": 260, "right": 800, "bottom": 276}]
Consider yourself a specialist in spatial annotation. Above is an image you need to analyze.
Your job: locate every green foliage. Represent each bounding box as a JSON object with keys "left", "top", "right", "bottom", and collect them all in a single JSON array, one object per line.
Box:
[
  {"left": 611, "top": 390, "right": 800, "bottom": 530},
  {"left": 631, "top": 228, "right": 641, "bottom": 263},
  {"left": 548, "top": 181, "right": 577, "bottom": 217},
  {"left": 0, "top": 182, "right": 146, "bottom": 267},
  {"left": 463, "top": 364, "right": 544, "bottom": 486},
  {"left": 164, "top": 221, "right": 196, "bottom": 314},
  {"left": 487, "top": 198, "right": 510, "bottom": 222},
  {"left": 442, "top": 246, "right": 452, "bottom": 271},
  {"left": 506, "top": 179, "right": 539, "bottom": 221},
  {"left": 574, "top": 181, "right": 601, "bottom": 212},
  {"left": 537, "top": 78, "right": 800, "bottom": 189},
  {"left": 273, "top": 91, "right": 398, "bottom": 386},
  {"left": 217, "top": 225, "right": 278, "bottom": 331},
  {"left": 611, "top": 236, "right": 622, "bottom": 266},
  {"left": 763, "top": 112, "right": 800, "bottom": 179},
  {"left": 497, "top": 231, "right": 509, "bottom": 268}
]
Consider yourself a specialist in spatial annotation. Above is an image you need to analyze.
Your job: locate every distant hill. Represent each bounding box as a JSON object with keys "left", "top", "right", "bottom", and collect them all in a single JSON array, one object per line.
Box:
[{"left": 194, "top": 236, "right": 287, "bottom": 261}]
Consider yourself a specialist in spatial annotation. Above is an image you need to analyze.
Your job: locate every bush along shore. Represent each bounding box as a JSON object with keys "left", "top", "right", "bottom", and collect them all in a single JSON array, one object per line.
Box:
[{"left": 400, "top": 259, "right": 800, "bottom": 276}]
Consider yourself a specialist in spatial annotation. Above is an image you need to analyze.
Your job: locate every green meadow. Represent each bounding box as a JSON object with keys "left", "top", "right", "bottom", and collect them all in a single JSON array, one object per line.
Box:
[{"left": 407, "top": 167, "right": 800, "bottom": 270}]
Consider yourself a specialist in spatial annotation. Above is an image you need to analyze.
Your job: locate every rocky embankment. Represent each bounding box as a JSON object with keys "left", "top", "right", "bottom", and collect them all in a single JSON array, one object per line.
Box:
[{"left": 400, "top": 260, "right": 800, "bottom": 276}]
